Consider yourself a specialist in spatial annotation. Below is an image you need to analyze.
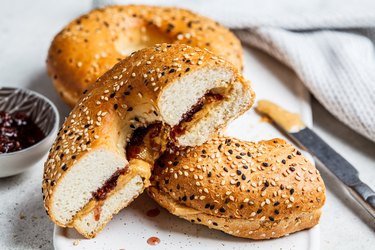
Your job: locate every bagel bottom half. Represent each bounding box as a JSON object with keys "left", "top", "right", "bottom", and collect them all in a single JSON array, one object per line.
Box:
[{"left": 148, "top": 137, "right": 326, "bottom": 239}]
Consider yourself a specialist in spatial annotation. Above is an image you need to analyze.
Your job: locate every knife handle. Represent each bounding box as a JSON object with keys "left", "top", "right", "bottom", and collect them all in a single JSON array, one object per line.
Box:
[{"left": 348, "top": 182, "right": 375, "bottom": 218}]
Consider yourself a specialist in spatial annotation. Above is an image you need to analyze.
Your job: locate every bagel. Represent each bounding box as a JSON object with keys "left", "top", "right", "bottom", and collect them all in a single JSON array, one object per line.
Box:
[
  {"left": 148, "top": 137, "right": 326, "bottom": 240},
  {"left": 42, "top": 44, "right": 254, "bottom": 238},
  {"left": 47, "top": 5, "right": 243, "bottom": 107}
]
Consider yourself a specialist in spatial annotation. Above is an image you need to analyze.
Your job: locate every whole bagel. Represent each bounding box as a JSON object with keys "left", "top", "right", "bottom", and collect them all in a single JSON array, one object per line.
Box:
[
  {"left": 42, "top": 44, "right": 254, "bottom": 238},
  {"left": 47, "top": 5, "right": 243, "bottom": 107},
  {"left": 148, "top": 137, "right": 326, "bottom": 240}
]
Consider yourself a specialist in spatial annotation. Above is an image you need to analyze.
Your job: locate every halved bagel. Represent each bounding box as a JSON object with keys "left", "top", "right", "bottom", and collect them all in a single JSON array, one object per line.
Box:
[
  {"left": 148, "top": 137, "right": 326, "bottom": 239},
  {"left": 47, "top": 5, "right": 243, "bottom": 107},
  {"left": 42, "top": 44, "right": 254, "bottom": 238}
]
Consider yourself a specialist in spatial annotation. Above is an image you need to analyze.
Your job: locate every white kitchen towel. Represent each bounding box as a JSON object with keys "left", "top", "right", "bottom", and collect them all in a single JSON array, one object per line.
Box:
[{"left": 94, "top": 0, "right": 375, "bottom": 142}]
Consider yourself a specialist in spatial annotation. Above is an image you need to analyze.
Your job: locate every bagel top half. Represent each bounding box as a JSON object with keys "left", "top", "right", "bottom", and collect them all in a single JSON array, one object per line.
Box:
[
  {"left": 148, "top": 137, "right": 326, "bottom": 240},
  {"left": 47, "top": 5, "right": 243, "bottom": 107},
  {"left": 42, "top": 44, "right": 254, "bottom": 237}
]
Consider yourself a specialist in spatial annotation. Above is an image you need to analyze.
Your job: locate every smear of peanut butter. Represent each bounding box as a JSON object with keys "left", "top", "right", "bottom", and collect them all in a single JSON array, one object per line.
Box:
[
  {"left": 259, "top": 114, "right": 272, "bottom": 124},
  {"left": 256, "top": 100, "right": 306, "bottom": 133}
]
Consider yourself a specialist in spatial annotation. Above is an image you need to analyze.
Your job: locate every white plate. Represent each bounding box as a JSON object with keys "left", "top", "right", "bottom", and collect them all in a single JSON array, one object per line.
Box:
[{"left": 54, "top": 47, "right": 319, "bottom": 250}]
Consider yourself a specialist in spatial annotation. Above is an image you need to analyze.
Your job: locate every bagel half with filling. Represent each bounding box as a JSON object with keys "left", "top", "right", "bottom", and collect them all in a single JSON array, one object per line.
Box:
[
  {"left": 42, "top": 44, "right": 254, "bottom": 238},
  {"left": 47, "top": 5, "right": 243, "bottom": 107},
  {"left": 148, "top": 137, "right": 326, "bottom": 239}
]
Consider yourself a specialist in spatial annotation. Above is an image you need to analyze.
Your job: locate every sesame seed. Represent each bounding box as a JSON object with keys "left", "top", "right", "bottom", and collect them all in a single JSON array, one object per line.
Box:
[{"left": 177, "top": 34, "right": 184, "bottom": 40}]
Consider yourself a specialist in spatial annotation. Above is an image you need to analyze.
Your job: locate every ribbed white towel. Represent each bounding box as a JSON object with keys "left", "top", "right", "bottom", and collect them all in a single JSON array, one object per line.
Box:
[{"left": 94, "top": 0, "right": 375, "bottom": 142}]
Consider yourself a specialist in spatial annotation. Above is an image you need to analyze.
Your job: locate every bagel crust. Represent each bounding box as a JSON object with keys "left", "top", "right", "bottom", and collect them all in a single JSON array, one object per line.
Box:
[
  {"left": 42, "top": 44, "right": 253, "bottom": 238},
  {"left": 148, "top": 137, "right": 326, "bottom": 239},
  {"left": 47, "top": 5, "right": 243, "bottom": 107}
]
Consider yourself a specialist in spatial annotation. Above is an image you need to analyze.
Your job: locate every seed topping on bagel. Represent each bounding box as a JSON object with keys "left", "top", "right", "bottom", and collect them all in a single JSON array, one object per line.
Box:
[{"left": 47, "top": 5, "right": 244, "bottom": 107}]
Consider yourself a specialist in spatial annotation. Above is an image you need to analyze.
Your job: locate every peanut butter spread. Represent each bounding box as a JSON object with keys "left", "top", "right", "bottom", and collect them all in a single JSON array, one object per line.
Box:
[{"left": 256, "top": 100, "right": 305, "bottom": 133}]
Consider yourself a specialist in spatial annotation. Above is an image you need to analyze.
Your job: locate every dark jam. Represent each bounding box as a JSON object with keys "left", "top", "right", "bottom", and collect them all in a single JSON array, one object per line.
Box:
[
  {"left": 147, "top": 237, "right": 160, "bottom": 245},
  {"left": 126, "top": 123, "right": 164, "bottom": 163},
  {"left": 0, "top": 111, "right": 45, "bottom": 153},
  {"left": 92, "top": 167, "right": 129, "bottom": 201},
  {"left": 170, "top": 93, "right": 223, "bottom": 138},
  {"left": 93, "top": 204, "right": 101, "bottom": 221}
]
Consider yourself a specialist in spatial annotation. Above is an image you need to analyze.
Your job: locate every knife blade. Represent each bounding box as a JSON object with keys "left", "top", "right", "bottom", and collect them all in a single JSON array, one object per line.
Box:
[{"left": 257, "top": 100, "right": 375, "bottom": 218}]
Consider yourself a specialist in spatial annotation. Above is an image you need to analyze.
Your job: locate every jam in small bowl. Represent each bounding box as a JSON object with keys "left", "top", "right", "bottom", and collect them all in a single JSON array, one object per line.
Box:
[{"left": 0, "top": 87, "right": 59, "bottom": 177}]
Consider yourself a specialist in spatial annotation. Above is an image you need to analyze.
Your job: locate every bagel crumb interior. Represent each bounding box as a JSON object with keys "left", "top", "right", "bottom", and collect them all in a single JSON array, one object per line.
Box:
[{"left": 170, "top": 87, "right": 229, "bottom": 139}]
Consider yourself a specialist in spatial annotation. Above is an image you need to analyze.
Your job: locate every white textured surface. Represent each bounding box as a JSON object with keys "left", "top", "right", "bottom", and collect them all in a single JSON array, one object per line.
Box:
[{"left": 0, "top": 1, "right": 374, "bottom": 250}]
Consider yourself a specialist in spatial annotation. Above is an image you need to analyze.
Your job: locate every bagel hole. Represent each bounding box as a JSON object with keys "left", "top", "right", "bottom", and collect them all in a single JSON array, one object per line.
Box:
[{"left": 114, "top": 25, "right": 171, "bottom": 56}]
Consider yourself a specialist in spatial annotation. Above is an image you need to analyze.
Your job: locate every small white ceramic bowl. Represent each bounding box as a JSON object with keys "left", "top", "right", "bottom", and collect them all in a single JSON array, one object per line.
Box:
[{"left": 0, "top": 87, "right": 59, "bottom": 177}]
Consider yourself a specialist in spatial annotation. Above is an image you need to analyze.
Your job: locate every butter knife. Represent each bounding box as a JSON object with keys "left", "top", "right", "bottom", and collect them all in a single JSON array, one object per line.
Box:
[{"left": 257, "top": 100, "right": 375, "bottom": 218}]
